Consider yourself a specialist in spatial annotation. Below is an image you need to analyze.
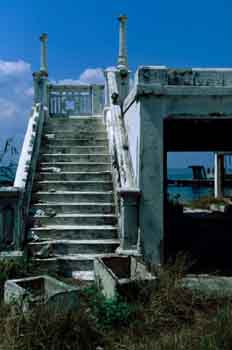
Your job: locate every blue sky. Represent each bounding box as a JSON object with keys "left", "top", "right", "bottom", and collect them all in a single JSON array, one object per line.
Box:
[{"left": 0, "top": 0, "right": 231, "bottom": 167}]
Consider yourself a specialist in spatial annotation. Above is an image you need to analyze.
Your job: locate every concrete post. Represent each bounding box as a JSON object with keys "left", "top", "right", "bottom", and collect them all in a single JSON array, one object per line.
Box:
[
  {"left": 214, "top": 153, "right": 224, "bottom": 198},
  {"left": 92, "top": 85, "right": 104, "bottom": 114},
  {"left": 40, "top": 33, "right": 48, "bottom": 74},
  {"left": 117, "top": 15, "right": 128, "bottom": 70},
  {"left": 117, "top": 188, "right": 140, "bottom": 254},
  {"left": 116, "top": 16, "right": 130, "bottom": 102},
  {"left": 139, "top": 96, "right": 166, "bottom": 266},
  {"left": 32, "top": 72, "right": 40, "bottom": 104}
]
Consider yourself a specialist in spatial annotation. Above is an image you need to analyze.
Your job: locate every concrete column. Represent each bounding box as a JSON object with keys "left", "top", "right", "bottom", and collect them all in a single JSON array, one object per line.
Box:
[
  {"left": 117, "top": 15, "right": 128, "bottom": 69},
  {"left": 32, "top": 72, "right": 40, "bottom": 103},
  {"left": 92, "top": 85, "right": 104, "bottom": 114},
  {"left": 117, "top": 188, "right": 140, "bottom": 254},
  {"left": 139, "top": 96, "right": 166, "bottom": 266},
  {"left": 40, "top": 33, "right": 48, "bottom": 74},
  {"left": 214, "top": 153, "right": 224, "bottom": 198}
]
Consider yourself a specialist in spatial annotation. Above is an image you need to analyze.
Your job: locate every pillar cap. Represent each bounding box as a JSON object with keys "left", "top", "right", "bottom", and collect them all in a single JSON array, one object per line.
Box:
[
  {"left": 118, "top": 15, "right": 128, "bottom": 21},
  {"left": 40, "top": 33, "right": 48, "bottom": 41},
  {"left": 118, "top": 188, "right": 141, "bottom": 199}
]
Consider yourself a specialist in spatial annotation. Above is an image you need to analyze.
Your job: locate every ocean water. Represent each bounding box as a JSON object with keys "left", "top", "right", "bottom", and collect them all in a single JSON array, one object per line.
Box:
[
  {"left": 0, "top": 165, "right": 230, "bottom": 204},
  {"left": 168, "top": 168, "right": 220, "bottom": 203}
]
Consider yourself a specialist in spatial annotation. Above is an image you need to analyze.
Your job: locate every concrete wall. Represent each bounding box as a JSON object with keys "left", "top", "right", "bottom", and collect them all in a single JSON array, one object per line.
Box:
[
  {"left": 138, "top": 96, "right": 167, "bottom": 265},
  {"left": 129, "top": 66, "right": 232, "bottom": 267}
]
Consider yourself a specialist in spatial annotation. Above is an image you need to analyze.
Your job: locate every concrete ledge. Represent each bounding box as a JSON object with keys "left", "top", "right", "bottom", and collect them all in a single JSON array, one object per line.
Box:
[
  {"left": 182, "top": 275, "right": 232, "bottom": 297},
  {"left": 4, "top": 275, "right": 79, "bottom": 312},
  {"left": 94, "top": 255, "right": 156, "bottom": 299}
]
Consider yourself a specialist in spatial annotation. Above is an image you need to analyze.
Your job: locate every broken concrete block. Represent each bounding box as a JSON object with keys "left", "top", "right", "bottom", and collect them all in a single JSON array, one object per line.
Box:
[
  {"left": 94, "top": 255, "right": 156, "bottom": 299},
  {"left": 4, "top": 275, "right": 79, "bottom": 313},
  {"left": 45, "top": 208, "right": 57, "bottom": 217},
  {"left": 181, "top": 275, "right": 232, "bottom": 297},
  {"left": 35, "top": 243, "right": 54, "bottom": 258}
]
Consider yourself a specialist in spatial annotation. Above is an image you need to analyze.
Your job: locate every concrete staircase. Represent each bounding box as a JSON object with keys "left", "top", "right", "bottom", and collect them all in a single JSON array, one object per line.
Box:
[{"left": 28, "top": 115, "right": 119, "bottom": 281}]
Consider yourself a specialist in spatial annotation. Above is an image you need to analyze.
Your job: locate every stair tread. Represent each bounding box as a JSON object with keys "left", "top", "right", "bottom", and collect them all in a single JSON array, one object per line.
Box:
[
  {"left": 29, "top": 225, "right": 117, "bottom": 230},
  {"left": 40, "top": 162, "right": 111, "bottom": 165},
  {"left": 28, "top": 239, "right": 119, "bottom": 245},
  {"left": 33, "top": 253, "right": 118, "bottom": 261},
  {"left": 72, "top": 271, "right": 94, "bottom": 281},
  {"left": 34, "top": 191, "right": 113, "bottom": 194},
  {"left": 33, "top": 202, "right": 114, "bottom": 205},
  {"left": 44, "top": 138, "right": 108, "bottom": 140},
  {"left": 41, "top": 153, "right": 110, "bottom": 156},
  {"left": 38, "top": 171, "right": 112, "bottom": 174},
  {"left": 31, "top": 214, "right": 117, "bottom": 218},
  {"left": 36, "top": 181, "right": 112, "bottom": 184}
]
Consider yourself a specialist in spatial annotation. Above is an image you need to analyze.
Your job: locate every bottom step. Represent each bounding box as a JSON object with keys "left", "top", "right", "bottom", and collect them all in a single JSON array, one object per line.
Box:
[
  {"left": 72, "top": 270, "right": 94, "bottom": 281},
  {"left": 32, "top": 253, "right": 118, "bottom": 277}
]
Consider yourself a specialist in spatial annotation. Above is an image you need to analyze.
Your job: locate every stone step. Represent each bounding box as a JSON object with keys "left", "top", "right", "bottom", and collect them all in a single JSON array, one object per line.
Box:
[
  {"left": 34, "top": 181, "right": 113, "bottom": 192},
  {"left": 40, "top": 146, "right": 109, "bottom": 154},
  {"left": 29, "top": 225, "right": 117, "bottom": 240},
  {"left": 72, "top": 270, "right": 94, "bottom": 281},
  {"left": 32, "top": 253, "right": 118, "bottom": 275},
  {"left": 43, "top": 138, "right": 108, "bottom": 146},
  {"left": 31, "top": 213, "right": 117, "bottom": 226},
  {"left": 44, "top": 131, "right": 107, "bottom": 139},
  {"left": 32, "top": 202, "right": 115, "bottom": 214},
  {"left": 32, "top": 191, "right": 114, "bottom": 203},
  {"left": 28, "top": 239, "right": 119, "bottom": 256},
  {"left": 44, "top": 123, "right": 106, "bottom": 132},
  {"left": 45, "top": 116, "right": 104, "bottom": 128},
  {"left": 39, "top": 162, "right": 111, "bottom": 172},
  {"left": 40, "top": 154, "right": 111, "bottom": 163},
  {"left": 36, "top": 171, "right": 112, "bottom": 182}
]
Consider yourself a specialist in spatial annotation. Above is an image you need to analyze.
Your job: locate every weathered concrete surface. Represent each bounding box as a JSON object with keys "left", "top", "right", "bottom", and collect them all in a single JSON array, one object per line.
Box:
[
  {"left": 0, "top": 250, "right": 24, "bottom": 262},
  {"left": 4, "top": 275, "right": 79, "bottom": 312},
  {"left": 123, "top": 66, "right": 232, "bottom": 267},
  {"left": 138, "top": 95, "right": 166, "bottom": 266},
  {"left": 124, "top": 101, "right": 141, "bottom": 186},
  {"left": 182, "top": 275, "right": 232, "bottom": 297},
  {"left": 94, "top": 255, "right": 156, "bottom": 299},
  {"left": 0, "top": 187, "right": 24, "bottom": 251}
]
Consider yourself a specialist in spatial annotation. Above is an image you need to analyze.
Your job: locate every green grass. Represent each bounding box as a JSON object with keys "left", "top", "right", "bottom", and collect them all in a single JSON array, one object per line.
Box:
[{"left": 1, "top": 256, "right": 232, "bottom": 349}]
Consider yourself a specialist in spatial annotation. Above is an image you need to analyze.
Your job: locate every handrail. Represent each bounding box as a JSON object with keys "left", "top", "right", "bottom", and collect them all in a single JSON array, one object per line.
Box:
[
  {"left": 104, "top": 69, "right": 134, "bottom": 188},
  {"left": 14, "top": 103, "right": 47, "bottom": 213},
  {"left": 104, "top": 68, "right": 140, "bottom": 253}
]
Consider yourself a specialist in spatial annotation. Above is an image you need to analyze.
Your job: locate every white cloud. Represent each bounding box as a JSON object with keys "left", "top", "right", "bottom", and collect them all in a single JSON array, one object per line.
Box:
[
  {"left": 56, "top": 68, "right": 105, "bottom": 85},
  {"left": 0, "top": 98, "right": 17, "bottom": 119},
  {"left": 0, "top": 60, "right": 30, "bottom": 76},
  {"left": 0, "top": 65, "right": 106, "bottom": 154},
  {"left": 24, "top": 87, "right": 34, "bottom": 97},
  {"left": 79, "top": 68, "right": 104, "bottom": 84},
  {"left": 0, "top": 59, "right": 33, "bottom": 150}
]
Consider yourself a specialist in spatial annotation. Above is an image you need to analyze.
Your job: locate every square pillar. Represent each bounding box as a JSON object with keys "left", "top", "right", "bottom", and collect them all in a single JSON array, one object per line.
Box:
[
  {"left": 139, "top": 96, "right": 166, "bottom": 266},
  {"left": 214, "top": 153, "right": 224, "bottom": 198},
  {"left": 117, "top": 188, "right": 140, "bottom": 254}
]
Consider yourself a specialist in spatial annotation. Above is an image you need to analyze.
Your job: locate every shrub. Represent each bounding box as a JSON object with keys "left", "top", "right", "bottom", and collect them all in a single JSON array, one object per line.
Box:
[{"left": 83, "top": 285, "right": 134, "bottom": 329}]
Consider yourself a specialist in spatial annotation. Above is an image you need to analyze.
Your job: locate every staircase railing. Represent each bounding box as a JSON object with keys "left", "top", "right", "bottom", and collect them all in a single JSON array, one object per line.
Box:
[
  {"left": 104, "top": 68, "right": 140, "bottom": 254},
  {"left": 48, "top": 84, "right": 104, "bottom": 116}
]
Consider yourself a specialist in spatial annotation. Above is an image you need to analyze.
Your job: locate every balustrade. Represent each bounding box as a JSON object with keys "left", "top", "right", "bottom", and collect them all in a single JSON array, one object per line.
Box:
[
  {"left": 48, "top": 84, "right": 104, "bottom": 116},
  {"left": 0, "top": 187, "right": 24, "bottom": 251}
]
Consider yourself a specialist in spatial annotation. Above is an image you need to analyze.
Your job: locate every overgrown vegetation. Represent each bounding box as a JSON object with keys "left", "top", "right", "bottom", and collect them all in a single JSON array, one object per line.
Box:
[
  {"left": 188, "top": 195, "right": 230, "bottom": 209},
  {"left": 1, "top": 256, "right": 232, "bottom": 349},
  {"left": 0, "top": 258, "right": 28, "bottom": 296},
  {"left": 82, "top": 285, "right": 134, "bottom": 329}
]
